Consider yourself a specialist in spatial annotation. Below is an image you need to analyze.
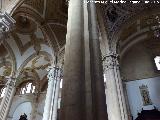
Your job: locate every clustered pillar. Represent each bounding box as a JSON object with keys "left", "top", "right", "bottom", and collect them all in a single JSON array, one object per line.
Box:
[
  {"left": 103, "top": 53, "right": 128, "bottom": 120},
  {"left": 42, "top": 66, "right": 62, "bottom": 120}
]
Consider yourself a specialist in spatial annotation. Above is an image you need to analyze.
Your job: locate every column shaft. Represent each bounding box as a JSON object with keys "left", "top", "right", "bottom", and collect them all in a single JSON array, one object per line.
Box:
[
  {"left": 49, "top": 67, "right": 62, "bottom": 120},
  {"left": 87, "top": 2, "right": 108, "bottom": 120},
  {"left": 60, "top": 0, "right": 108, "bottom": 120},
  {"left": 51, "top": 79, "right": 61, "bottom": 120},
  {"left": 115, "top": 67, "right": 129, "bottom": 120},
  {"left": 104, "top": 54, "right": 129, "bottom": 120},
  {"left": 42, "top": 67, "right": 55, "bottom": 120},
  {"left": 105, "top": 59, "right": 121, "bottom": 120},
  {"left": 60, "top": 0, "right": 85, "bottom": 120},
  {"left": 49, "top": 78, "right": 57, "bottom": 120}
]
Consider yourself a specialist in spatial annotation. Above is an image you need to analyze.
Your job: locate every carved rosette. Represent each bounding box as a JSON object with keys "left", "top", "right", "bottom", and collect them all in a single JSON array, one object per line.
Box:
[
  {"left": 103, "top": 52, "right": 119, "bottom": 72},
  {"left": 47, "top": 66, "right": 63, "bottom": 82}
]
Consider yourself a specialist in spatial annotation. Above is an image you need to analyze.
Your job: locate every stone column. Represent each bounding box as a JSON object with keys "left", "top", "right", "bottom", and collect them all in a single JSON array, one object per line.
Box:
[
  {"left": 123, "top": 83, "right": 132, "bottom": 120},
  {"left": 42, "top": 66, "right": 56, "bottom": 120},
  {"left": 51, "top": 68, "right": 62, "bottom": 120},
  {"left": 87, "top": 1, "right": 108, "bottom": 120},
  {"left": 60, "top": 0, "right": 85, "bottom": 120},
  {"left": 60, "top": 0, "right": 108, "bottom": 120},
  {"left": 103, "top": 53, "right": 128, "bottom": 120},
  {"left": 114, "top": 56, "right": 129, "bottom": 120}
]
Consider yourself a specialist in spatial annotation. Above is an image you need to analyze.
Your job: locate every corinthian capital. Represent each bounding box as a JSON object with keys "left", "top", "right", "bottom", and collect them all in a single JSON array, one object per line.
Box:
[{"left": 103, "top": 52, "right": 119, "bottom": 72}]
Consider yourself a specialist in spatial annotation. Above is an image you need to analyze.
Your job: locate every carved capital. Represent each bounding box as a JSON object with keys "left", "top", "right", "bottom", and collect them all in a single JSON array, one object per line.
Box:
[
  {"left": 6, "top": 77, "right": 16, "bottom": 87},
  {"left": 103, "top": 52, "right": 119, "bottom": 72},
  {"left": 66, "top": 0, "right": 70, "bottom": 6},
  {"left": 47, "top": 66, "right": 63, "bottom": 81}
]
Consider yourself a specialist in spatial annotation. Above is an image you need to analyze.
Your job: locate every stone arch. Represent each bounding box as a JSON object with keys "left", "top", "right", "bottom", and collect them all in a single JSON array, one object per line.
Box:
[
  {"left": 9, "top": 101, "right": 32, "bottom": 120},
  {"left": 2, "top": 41, "right": 17, "bottom": 76},
  {"left": 16, "top": 51, "right": 53, "bottom": 78},
  {"left": 12, "top": 6, "right": 59, "bottom": 53},
  {"left": 109, "top": 8, "right": 160, "bottom": 54}
]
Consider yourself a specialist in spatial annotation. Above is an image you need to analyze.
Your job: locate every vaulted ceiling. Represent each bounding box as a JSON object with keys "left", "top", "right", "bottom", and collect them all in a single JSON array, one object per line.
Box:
[
  {"left": 100, "top": 2, "right": 160, "bottom": 57},
  {"left": 0, "top": 0, "right": 67, "bottom": 85},
  {"left": 101, "top": 3, "right": 160, "bottom": 38}
]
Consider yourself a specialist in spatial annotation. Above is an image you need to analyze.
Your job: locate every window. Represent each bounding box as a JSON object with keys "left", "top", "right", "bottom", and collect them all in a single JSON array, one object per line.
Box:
[
  {"left": 154, "top": 56, "right": 160, "bottom": 70},
  {"left": 0, "top": 87, "right": 6, "bottom": 98},
  {"left": 20, "top": 82, "right": 35, "bottom": 94},
  {"left": 60, "top": 79, "right": 63, "bottom": 88}
]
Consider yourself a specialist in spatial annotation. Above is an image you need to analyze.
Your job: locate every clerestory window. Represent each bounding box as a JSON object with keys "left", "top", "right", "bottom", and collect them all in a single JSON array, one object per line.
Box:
[{"left": 20, "top": 82, "right": 35, "bottom": 94}]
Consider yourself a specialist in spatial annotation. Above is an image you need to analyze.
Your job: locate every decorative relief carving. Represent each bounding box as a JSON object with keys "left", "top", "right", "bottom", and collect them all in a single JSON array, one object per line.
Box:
[
  {"left": 103, "top": 52, "right": 119, "bottom": 72},
  {"left": 6, "top": 77, "right": 16, "bottom": 87},
  {"left": 107, "top": 5, "right": 118, "bottom": 23},
  {"left": 47, "top": 66, "right": 63, "bottom": 82},
  {"left": 139, "top": 84, "right": 152, "bottom": 106},
  {"left": 101, "top": 3, "right": 160, "bottom": 42}
]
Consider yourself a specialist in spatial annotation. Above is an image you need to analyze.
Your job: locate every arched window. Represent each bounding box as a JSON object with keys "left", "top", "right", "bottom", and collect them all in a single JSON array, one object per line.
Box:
[
  {"left": 60, "top": 79, "right": 63, "bottom": 89},
  {"left": 20, "top": 82, "right": 35, "bottom": 94},
  {"left": 154, "top": 56, "right": 160, "bottom": 70},
  {"left": 0, "top": 87, "right": 6, "bottom": 98}
]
